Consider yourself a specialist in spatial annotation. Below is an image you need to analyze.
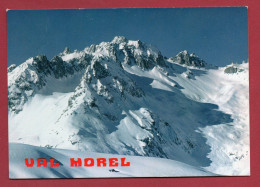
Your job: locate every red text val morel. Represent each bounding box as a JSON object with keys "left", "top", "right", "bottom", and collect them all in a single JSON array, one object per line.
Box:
[{"left": 25, "top": 157, "right": 131, "bottom": 167}]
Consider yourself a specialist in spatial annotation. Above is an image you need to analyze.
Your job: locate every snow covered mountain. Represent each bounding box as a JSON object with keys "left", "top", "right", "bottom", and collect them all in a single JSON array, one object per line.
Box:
[{"left": 8, "top": 36, "right": 249, "bottom": 176}]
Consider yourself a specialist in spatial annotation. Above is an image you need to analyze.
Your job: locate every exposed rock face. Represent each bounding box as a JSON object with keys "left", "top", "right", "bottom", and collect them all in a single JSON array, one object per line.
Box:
[
  {"left": 224, "top": 65, "right": 244, "bottom": 74},
  {"left": 171, "top": 50, "right": 206, "bottom": 67},
  {"left": 63, "top": 47, "right": 71, "bottom": 54},
  {"left": 8, "top": 64, "right": 17, "bottom": 73}
]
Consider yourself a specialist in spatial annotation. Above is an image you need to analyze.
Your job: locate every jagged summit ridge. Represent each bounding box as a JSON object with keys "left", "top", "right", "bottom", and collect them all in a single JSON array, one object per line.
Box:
[
  {"left": 170, "top": 50, "right": 206, "bottom": 67},
  {"left": 83, "top": 36, "right": 166, "bottom": 69},
  {"left": 7, "top": 36, "right": 210, "bottom": 113},
  {"left": 111, "top": 36, "right": 128, "bottom": 44}
]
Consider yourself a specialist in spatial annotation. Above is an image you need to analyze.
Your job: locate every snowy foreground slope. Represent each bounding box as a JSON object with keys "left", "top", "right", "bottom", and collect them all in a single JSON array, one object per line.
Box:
[
  {"left": 8, "top": 36, "right": 249, "bottom": 177},
  {"left": 9, "top": 143, "right": 216, "bottom": 178}
]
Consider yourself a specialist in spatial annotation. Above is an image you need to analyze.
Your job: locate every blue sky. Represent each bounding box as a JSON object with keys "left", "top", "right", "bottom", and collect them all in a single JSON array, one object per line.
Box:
[{"left": 7, "top": 7, "right": 248, "bottom": 66}]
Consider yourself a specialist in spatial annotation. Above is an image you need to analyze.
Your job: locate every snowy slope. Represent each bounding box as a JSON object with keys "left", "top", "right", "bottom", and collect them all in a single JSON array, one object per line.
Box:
[
  {"left": 8, "top": 36, "right": 249, "bottom": 177},
  {"left": 167, "top": 62, "right": 249, "bottom": 175},
  {"left": 9, "top": 143, "right": 216, "bottom": 178}
]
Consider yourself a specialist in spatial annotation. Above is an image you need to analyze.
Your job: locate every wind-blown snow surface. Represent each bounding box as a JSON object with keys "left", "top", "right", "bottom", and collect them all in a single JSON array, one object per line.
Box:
[
  {"left": 9, "top": 143, "right": 216, "bottom": 178},
  {"left": 8, "top": 36, "right": 249, "bottom": 178},
  {"left": 168, "top": 62, "right": 249, "bottom": 175}
]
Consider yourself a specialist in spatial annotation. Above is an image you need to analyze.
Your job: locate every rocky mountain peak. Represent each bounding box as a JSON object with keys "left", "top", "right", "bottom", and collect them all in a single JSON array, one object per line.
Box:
[
  {"left": 8, "top": 64, "right": 17, "bottom": 73},
  {"left": 63, "top": 47, "right": 72, "bottom": 54},
  {"left": 171, "top": 50, "right": 206, "bottom": 67},
  {"left": 111, "top": 36, "right": 128, "bottom": 44}
]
